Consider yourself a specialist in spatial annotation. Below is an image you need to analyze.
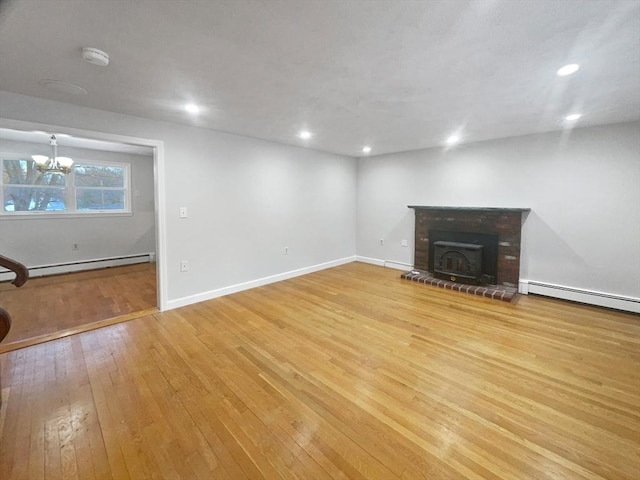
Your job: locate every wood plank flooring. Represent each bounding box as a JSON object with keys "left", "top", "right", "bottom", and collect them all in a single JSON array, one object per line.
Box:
[
  {"left": 0, "top": 263, "right": 157, "bottom": 347},
  {"left": 1, "top": 262, "right": 638, "bottom": 479}
]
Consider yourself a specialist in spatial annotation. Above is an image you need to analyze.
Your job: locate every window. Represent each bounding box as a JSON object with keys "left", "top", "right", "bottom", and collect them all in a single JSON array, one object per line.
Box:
[
  {"left": 74, "top": 163, "right": 128, "bottom": 211},
  {"left": 1, "top": 156, "right": 130, "bottom": 215}
]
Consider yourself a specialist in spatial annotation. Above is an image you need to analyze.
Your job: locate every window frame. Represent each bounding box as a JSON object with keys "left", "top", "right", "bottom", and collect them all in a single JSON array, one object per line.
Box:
[{"left": 1, "top": 152, "right": 132, "bottom": 218}]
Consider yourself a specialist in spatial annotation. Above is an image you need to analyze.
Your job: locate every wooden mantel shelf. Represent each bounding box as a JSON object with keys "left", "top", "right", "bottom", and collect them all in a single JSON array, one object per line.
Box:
[{"left": 408, "top": 205, "right": 531, "bottom": 212}]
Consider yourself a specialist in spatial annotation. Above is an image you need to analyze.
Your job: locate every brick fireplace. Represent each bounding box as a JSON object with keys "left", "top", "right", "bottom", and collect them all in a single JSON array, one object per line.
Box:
[{"left": 401, "top": 206, "right": 530, "bottom": 301}]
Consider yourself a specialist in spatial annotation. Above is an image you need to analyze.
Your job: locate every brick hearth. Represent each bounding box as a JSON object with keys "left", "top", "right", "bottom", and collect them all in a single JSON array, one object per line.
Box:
[{"left": 400, "top": 269, "right": 517, "bottom": 302}]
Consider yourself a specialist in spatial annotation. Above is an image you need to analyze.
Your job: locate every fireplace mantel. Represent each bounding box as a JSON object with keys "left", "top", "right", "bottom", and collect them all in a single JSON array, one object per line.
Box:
[
  {"left": 408, "top": 205, "right": 530, "bottom": 288},
  {"left": 408, "top": 206, "right": 530, "bottom": 213}
]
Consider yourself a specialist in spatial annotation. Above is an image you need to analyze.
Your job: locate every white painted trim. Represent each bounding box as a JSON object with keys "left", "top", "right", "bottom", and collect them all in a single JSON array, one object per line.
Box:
[
  {"left": 152, "top": 142, "right": 168, "bottom": 311},
  {"left": 355, "top": 256, "right": 412, "bottom": 271},
  {"left": 384, "top": 260, "right": 413, "bottom": 271},
  {"left": 355, "top": 256, "right": 385, "bottom": 267},
  {"left": 166, "top": 256, "right": 357, "bottom": 310},
  {"left": 0, "top": 117, "right": 167, "bottom": 311},
  {"left": 0, "top": 253, "right": 153, "bottom": 281},
  {"left": 520, "top": 279, "right": 639, "bottom": 314}
]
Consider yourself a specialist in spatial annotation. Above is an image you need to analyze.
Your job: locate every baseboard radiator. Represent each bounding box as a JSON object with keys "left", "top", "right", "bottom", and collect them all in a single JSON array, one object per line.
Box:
[
  {"left": 520, "top": 280, "right": 639, "bottom": 314},
  {"left": 0, "top": 253, "right": 155, "bottom": 282}
]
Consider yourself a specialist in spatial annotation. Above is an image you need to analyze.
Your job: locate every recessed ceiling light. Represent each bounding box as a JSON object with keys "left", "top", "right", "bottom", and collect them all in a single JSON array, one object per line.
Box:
[
  {"left": 298, "top": 130, "right": 312, "bottom": 140},
  {"left": 556, "top": 64, "right": 579, "bottom": 76},
  {"left": 362, "top": 146, "right": 372, "bottom": 154},
  {"left": 184, "top": 103, "right": 200, "bottom": 114},
  {"left": 564, "top": 113, "right": 582, "bottom": 121},
  {"left": 446, "top": 134, "right": 461, "bottom": 145}
]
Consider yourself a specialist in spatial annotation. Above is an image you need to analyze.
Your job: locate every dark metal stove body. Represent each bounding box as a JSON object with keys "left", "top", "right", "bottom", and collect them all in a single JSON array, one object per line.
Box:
[{"left": 433, "top": 241, "right": 484, "bottom": 284}]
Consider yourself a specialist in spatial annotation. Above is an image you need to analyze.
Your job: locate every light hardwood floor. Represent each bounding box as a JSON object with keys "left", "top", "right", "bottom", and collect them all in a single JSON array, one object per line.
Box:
[
  {"left": 0, "top": 262, "right": 638, "bottom": 479},
  {"left": 0, "top": 263, "right": 157, "bottom": 348}
]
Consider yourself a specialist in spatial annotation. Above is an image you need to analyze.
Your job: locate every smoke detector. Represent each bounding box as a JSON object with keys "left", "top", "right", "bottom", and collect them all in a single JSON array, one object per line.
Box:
[{"left": 82, "top": 47, "right": 109, "bottom": 66}]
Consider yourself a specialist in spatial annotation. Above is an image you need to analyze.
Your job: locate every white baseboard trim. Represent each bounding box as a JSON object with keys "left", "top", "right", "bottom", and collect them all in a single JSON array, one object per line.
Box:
[
  {"left": 0, "top": 253, "right": 154, "bottom": 282},
  {"left": 355, "top": 256, "right": 413, "bottom": 271},
  {"left": 520, "top": 279, "right": 639, "bottom": 314},
  {"left": 166, "top": 255, "right": 357, "bottom": 310}
]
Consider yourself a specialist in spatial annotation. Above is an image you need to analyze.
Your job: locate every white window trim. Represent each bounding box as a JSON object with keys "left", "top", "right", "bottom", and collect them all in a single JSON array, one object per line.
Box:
[{"left": 1, "top": 153, "right": 132, "bottom": 217}]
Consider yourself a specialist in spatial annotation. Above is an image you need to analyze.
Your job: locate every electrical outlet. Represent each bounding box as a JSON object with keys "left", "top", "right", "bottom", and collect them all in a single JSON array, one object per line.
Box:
[
  {"left": 284, "top": 246, "right": 289, "bottom": 255},
  {"left": 180, "top": 260, "right": 189, "bottom": 272},
  {"left": 401, "top": 239, "right": 408, "bottom": 247},
  {"left": 179, "top": 207, "right": 188, "bottom": 218},
  {"left": 72, "top": 243, "right": 79, "bottom": 251}
]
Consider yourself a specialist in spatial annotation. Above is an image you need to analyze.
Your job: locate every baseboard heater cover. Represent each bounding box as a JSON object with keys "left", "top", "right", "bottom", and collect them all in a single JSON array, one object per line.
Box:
[
  {"left": 355, "top": 256, "right": 413, "bottom": 271},
  {"left": 520, "top": 280, "right": 639, "bottom": 314},
  {"left": 0, "top": 253, "right": 154, "bottom": 282}
]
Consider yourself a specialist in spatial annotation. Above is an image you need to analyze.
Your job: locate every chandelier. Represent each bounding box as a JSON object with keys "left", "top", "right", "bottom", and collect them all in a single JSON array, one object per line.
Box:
[{"left": 32, "top": 135, "right": 74, "bottom": 174}]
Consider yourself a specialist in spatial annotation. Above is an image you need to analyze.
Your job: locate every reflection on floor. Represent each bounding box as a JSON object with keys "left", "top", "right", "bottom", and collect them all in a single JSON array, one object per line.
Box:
[{"left": 0, "top": 263, "right": 156, "bottom": 349}]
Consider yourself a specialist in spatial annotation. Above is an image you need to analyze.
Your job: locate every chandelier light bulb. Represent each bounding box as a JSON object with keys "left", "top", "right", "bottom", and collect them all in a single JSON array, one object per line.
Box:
[
  {"left": 57, "top": 157, "right": 74, "bottom": 168},
  {"left": 31, "top": 155, "right": 49, "bottom": 164}
]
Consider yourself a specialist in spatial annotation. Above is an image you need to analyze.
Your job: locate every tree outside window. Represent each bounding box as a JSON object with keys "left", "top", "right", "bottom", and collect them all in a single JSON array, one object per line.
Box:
[
  {"left": 2, "top": 159, "right": 66, "bottom": 211},
  {"left": 1, "top": 158, "right": 130, "bottom": 214}
]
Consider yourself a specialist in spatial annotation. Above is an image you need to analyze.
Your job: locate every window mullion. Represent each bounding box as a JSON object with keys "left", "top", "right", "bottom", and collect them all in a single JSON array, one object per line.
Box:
[{"left": 67, "top": 168, "right": 76, "bottom": 212}]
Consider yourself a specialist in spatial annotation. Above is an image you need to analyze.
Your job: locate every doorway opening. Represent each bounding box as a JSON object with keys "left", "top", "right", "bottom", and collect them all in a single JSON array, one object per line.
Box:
[{"left": 0, "top": 119, "right": 166, "bottom": 352}]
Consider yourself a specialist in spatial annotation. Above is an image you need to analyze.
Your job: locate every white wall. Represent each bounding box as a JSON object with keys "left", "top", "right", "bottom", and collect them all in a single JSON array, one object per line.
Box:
[
  {"left": 4, "top": 91, "right": 636, "bottom": 311},
  {"left": 357, "top": 121, "right": 640, "bottom": 300},
  {"left": 1, "top": 139, "right": 155, "bottom": 267},
  {"left": 0, "top": 91, "right": 358, "bottom": 306}
]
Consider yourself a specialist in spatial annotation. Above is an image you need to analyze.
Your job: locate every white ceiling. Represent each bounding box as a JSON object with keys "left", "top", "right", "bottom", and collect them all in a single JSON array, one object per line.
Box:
[{"left": 0, "top": 0, "right": 638, "bottom": 157}]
